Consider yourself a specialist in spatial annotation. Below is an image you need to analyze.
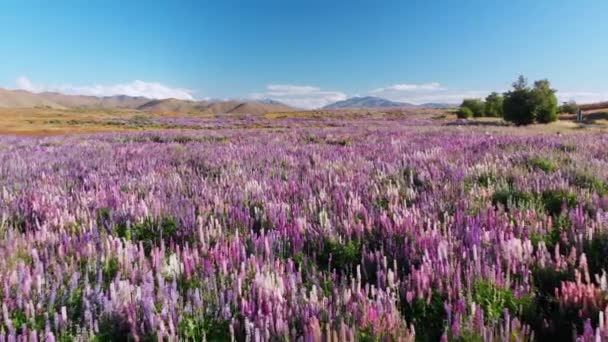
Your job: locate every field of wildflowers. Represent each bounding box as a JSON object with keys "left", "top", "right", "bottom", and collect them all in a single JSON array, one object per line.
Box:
[{"left": 1, "top": 116, "right": 608, "bottom": 341}]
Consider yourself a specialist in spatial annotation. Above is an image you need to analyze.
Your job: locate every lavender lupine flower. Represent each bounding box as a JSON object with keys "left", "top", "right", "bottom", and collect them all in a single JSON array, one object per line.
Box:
[{"left": 0, "top": 117, "right": 608, "bottom": 340}]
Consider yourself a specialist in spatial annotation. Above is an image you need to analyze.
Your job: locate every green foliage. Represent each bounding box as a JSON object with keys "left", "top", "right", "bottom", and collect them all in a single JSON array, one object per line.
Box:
[
  {"left": 471, "top": 280, "right": 533, "bottom": 324},
  {"left": 464, "top": 172, "right": 500, "bottom": 194},
  {"left": 559, "top": 101, "right": 579, "bottom": 114},
  {"left": 177, "top": 313, "right": 232, "bottom": 341},
  {"left": 532, "top": 267, "right": 573, "bottom": 297},
  {"left": 387, "top": 166, "right": 429, "bottom": 191},
  {"left": 557, "top": 143, "right": 577, "bottom": 153},
  {"left": 541, "top": 190, "right": 577, "bottom": 216},
  {"left": 460, "top": 99, "right": 485, "bottom": 118},
  {"left": 456, "top": 107, "right": 473, "bottom": 119},
  {"left": 583, "top": 232, "right": 608, "bottom": 275},
  {"left": 484, "top": 92, "right": 504, "bottom": 117},
  {"left": 2, "top": 308, "right": 46, "bottom": 335},
  {"left": 66, "top": 285, "right": 85, "bottom": 323},
  {"left": 92, "top": 314, "right": 134, "bottom": 342},
  {"left": 503, "top": 76, "right": 536, "bottom": 126},
  {"left": 401, "top": 292, "right": 446, "bottom": 342},
  {"left": 475, "top": 172, "right": 497, "bottom": 187},
  {"left": 491, "top": 187, "right": 535, "bottom": 210},
  {"left": 450, "top": 331, "right": 485, "bottom": 342},
  {"left": 97, "top": 207, "right": 112, "bottom": 229},
  {"left": 103, "top": 256, "right": 120, "bottom": 288},
  {"left": 113, "top": 216, "right": 179, "bottom": 255},
  {"left": 357, "top": 327, "right": 381, "bottom": 342},
  {"left": 526, "top": 266, "right": 596, "bottom": 339},
  {"left": 318, "top": 238, "right": 362, "bottom": 274},
  {"left": 326, "top": 138, "right": 352, "bottom": 146},
  {"left": 532, "top": 80, "right": 558, "bottom": 123},
  {"left": 527, "top": 156, "right": 556, "bottom": 172},
  {"left": 503, "top": 76, "right": 559, "bottom": 125},
  {"left": 572, "top": 173, "right": 608, "bottom": 196}
]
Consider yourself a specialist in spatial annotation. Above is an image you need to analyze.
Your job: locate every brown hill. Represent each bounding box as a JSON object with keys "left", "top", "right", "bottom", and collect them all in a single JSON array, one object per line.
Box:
[
  {"left": 0, "top": 88, "right": 296, "bottom": 114},
  {"left": 137, "top": 98, "right": 295, "bottom": 115},
  {"left": 0, "top": 89, "right": 65, "bottom": 108},
  {"left": 227, "top": 101, "right": 294, "bottom": 114},
  {"left": 136, "top": 98, "right": 209, "bottom": 113},
  {"left": 580, "top": 101, "right": 608, "bottom": 111},
  {"left": 36, "top": 92, "right": 151, "bottom": 109}
]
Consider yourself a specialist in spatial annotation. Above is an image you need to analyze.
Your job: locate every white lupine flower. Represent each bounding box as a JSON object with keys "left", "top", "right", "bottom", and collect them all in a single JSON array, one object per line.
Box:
[
  {"left": 245, "top": 180, "right": 264, "bottom": 196},
  {"left": 506, "top": 238, "right": 524, "bottom": 261},
  {"left": 319, "top": 209, "right": 331, "bottom": 230},
  {"left": 599, "top": 271, "right": 607, "bottom": 291},
  {"left": 61, "top": 306, "right": 67, "bottom": 322},
  {"left": 387, "top": 269, "right": 396, "bottom": 288},
  {"left": 254, "top": 270, "right": 285, "bottom": 301},
  {"left": 296, "top": 217, "right": 307, "bottom": 233},
  {"left": 309, "top": 285, "right": 318, "bottom": 305},
  {"left": 163, "top": 253, "right": 182, "bottom": 279},
  {"left": 437, "top": 240, "right": 449, "bottom": 261}
]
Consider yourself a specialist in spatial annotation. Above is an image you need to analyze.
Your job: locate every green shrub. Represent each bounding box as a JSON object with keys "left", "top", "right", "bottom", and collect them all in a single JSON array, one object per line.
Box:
[
  {"left": 559, "top": 101, "right": 579, "bottom": 114},
  {"left": 572, "top": 173, "right": 608, "bottom": 195},
  {"left": 583, "top": 232, "right": 608, "bottom": 275},
  {"left": 387, "top": 166, "right": 429, "bottom": 190},
  {"left": 113, "top": 216, "right": 179, "bottom": 255},
  {"left": 528, "top": 267, "right": 578, "bottom": 340},
  {"left": 532, "top": 80, "right": 558, "bottom": 124},
  {"left": 557, "top": 144, "right": 577, "bottom": 153},
  {"left": 177, "top": 313, "right": 232, "bottom": 341},
  {"left": 527, "top": 156, "right": 556, "bottom": 172},
  {"left": 484, "top": 92, "right": 504, "bottom": 117},
  {"left": 503, "top": 76, "right": 558, "bottom": 125},
  {"left": 102, "top": 256, "right": 120, "bottom": 288},
  {"left": 537, "top": 214, "right": 572, "bottom": 253},
  {"left": 457, "top": 107, "right": 473, "bottom": 119},
  {"left": 491, "top": 187, "right": 535, "bottom": 210},
  {"left": 401, "top": 292, "right": 446, "bottom": 342},
  {"left": 472, "top": 280, "right": 534, "bottom": 324},
  {"left": 541, "top": 190, "right": 577, "bottom": 216},
  {"left": 92, "top": 314, "right": 135, "bottom": 342},
  {"left": 451, "top": 331, "right": 485, "bottom": 342},
  {"left": 464, "top": 172, "right": 498, "bottom": 192},
  {"left": 317, "top": 238, "right": 362, "bottom": 274},
  {"left": 503, "top": 76, "right": 536, "bottom": 126},
  {"left": 460, "top": 99, "right": 485, "bottom": 118}
]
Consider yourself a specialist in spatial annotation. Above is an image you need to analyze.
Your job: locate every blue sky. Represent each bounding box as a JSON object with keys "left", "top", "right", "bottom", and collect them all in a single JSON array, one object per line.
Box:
[{"left": 1, "top": 0, "right": 607, "bottom": 108}]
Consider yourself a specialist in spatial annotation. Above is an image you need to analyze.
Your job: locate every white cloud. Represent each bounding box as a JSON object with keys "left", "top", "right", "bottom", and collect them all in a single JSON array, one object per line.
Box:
[
  {"left": 371, "top": 82, "right": 445, "bottom": 93},
  {"left": 15, "top": 76, "right": 194, "bottom": 100},
  {"left": 557, "top": 91, "right": 608, "bottom": 104},
  {"left": 250, "top": 84, "right": 346, "bottom": 109},
  {"left": 372, "top": 82, "right": 608, "bottom": 105},
  {"left": 370, "top": 82, "right": 489, "bottom": 104}
]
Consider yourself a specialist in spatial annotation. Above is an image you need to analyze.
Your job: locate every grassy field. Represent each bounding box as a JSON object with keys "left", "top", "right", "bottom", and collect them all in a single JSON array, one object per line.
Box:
[
  {"left": 0, "top": 106, "right": 607, "bottom": 136},
  {"left": 3, "top": 115, "right": 608, "bottom": 340},
  {"left": 0, "top": 107, "right": 218, "bottom": 135}
]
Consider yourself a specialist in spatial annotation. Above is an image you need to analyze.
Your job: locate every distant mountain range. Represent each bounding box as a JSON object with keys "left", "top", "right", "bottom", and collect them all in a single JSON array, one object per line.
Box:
[
  {"left": 0, "top": 88, "right": 296, "bottom": 115},
  {"left": 0, "top": 88, "right": 457, "bottom": 114},
  {"left": 323, "top": 96, "right": 453, "bottom": 109}
]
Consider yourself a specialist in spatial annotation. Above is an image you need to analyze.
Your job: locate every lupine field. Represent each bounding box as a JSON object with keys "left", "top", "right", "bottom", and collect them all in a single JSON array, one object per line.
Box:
[{"left": 2, "top": 115, "right": 608, "bottom": 341}]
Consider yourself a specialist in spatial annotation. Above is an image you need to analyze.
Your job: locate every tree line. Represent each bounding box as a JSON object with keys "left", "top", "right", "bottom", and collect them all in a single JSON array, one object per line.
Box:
[{"left": 457, "top": 75, "right": 580, "bottom": 125}]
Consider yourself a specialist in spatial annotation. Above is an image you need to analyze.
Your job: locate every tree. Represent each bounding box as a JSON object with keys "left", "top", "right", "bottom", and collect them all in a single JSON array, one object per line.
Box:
[
  {"left": 503, "top": 76, "right": 536, "bottom": 126},
  {"left": 559, "top": 100, "right": 579, "bottom": 114},
  {"left": 532, "top": 79, "right": 558, "bottom": 123},
  {"left": 503, "top": 76, "right": 559, "bottom": 125},
  {"left": 460, "top": 99, "right": 485, "bottom": 118},
  {"left": 457, "top": 107, "right": 473, "bottom": 119},
  {"left": 484, "top": 92, "right": 504, "bottom": 117}
]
